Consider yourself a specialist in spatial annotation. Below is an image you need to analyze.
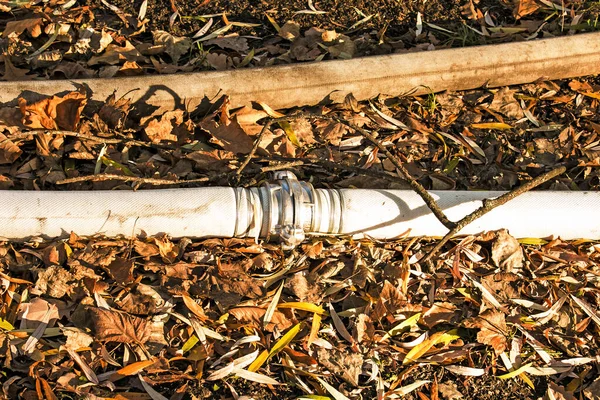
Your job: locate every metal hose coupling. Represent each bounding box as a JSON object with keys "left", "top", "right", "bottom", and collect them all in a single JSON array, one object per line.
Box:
[{"left": 256, "top": 171, "right": 342, "bottom": 249}]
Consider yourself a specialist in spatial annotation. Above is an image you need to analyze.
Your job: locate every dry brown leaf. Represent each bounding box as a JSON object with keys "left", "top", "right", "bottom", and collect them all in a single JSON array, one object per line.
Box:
[
  {"left": 144, "top": 110, "right": 184, "bottom": 143},
  {"left": 213, "top": 263, "right": 263, "bottom": 299},
  {"left": 513, "top": 0, "right": 540, "bottom": 19},
  {"left": 3, "top": 18, "right": 43, "bottom": 37},
  {"left": 153, "top": 30, "right": 191, "bottom": 63},
  {"left": 186, "top": 149, "right": 235, "bottom": 172},
  {"left": 584, "top": 377, "right": 600, "bottom": 400},
  {"left": 438, "top": 382, "right": 463, "bottom": 399},
  {"left": 547, "top": 382, "right": 576, "bottom": 400},
  {"left": 35, "top": 266, "right": 74, "bottom": 298},
  {"left": 18, "top": 298, "right": 60, "bottom": 330},
  {"left": 327, "top": 34, "right": 355, "bottom": 59},
  {"left": 19, "top": 91, "right": 87, "bottom": 131},
  {"left": 153, "top": 236, "right": 179, "bottom": 263},
  {"left": 279, "top": 21, "right": 301, "bottom": 41},
  {"left": 422, "top": 302, "right": 458, "bottom": 328},
  {"left": 206, "top": 53, "right": 231, "bottom": 70},
  {"left": 490, "top": 229, "right": 523, "bottom": 272},
  {"left": 0, "top": 132, "right": 22, "bottom": 164},
  {"left": 228, "top": 306, "right": 293, "bottom": 332},
  {"left": 62, "top": 327, "right": 94, "bottom": 351},
  {"left": 134, "top": 240, "right": 160, "bottom": 258},
  {"left": 313, "top": 119, "right": 349, "bottom": 145},
  {"left": 464, "top": 309, "right": 508, "bottom": 355},
  {"left": 105, "top": 257, "right": 134, "bottom": 284},
  {"left": 88, "top": 41, "right": 145, "bottom": 65},
  {"left": 488, "top": 88, "right": 524, "bottom": 120},
  {"left": 380, "top": 280, "right": 406, "bottom": 315},
  {"left": 88, "top": 307, "right": 152, "bottom": 344},
  {"left": 201, "top": 118, "right": 254, "bottom": 154},
  {"left": 1, "top": 56, "right": 35, "bottom": 81}
]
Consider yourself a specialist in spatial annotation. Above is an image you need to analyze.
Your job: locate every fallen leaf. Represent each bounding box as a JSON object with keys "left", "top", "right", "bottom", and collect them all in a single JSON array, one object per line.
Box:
[
  {"left": 3, "top": 18, "right": 43, "bottom": 38},
  {"left": 228, "top": 306, "right": 293, "bottom": 332},
  {"left": 0, "top": 132, "right": 22, "bottom": 164},
  {"left": 153, "top": 30, "right": 191, "bottom": 63},
  {"left": 464, "top": 309, "right": 508, "bottom": 355},
  {"left": 422, "top": 302, "right": 458, "bottom": 328},
  {"left": 144, "top": 110, "right": 185, "bottom": 143},
  {"left": 19, "top": 91, "right": 87, "bottom": 130},
  {"left": 1, "top": 56, "right": 35, "bottom": 81},
  {"left": 490, "top": 229, "right": 524, "bottom": 272},
  {"left": 88, "top": 41, "right": 145, "bottom": 65},
  {"left": 279, "top": 21, "right": 301, "bottom": 41},
  {"left": 513, "top": 0, "right": 540, "bottom": 19},
  {"left": 105, "top": 257, "right": 134, "bottom": 284},
  {"left": 201, "top": 118, "right": 254, "bottom": 154},
  {"left": 438, "top": 382, "right": 464, "bottom": 399},
  {"left": 488, "top": 88, "right": 524, "bottom": 119},
  {"left": 88, "top": 307, "right": 152, "bottom": 344}
]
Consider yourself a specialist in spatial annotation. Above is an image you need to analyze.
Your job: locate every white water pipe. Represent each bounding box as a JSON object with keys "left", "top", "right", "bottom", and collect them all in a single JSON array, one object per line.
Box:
[
  {"left": 2, "top": 33, "right": 600, "bottom": 110},
  {"left": 2, "top": 172, "right": 599, "bottom": 243}
]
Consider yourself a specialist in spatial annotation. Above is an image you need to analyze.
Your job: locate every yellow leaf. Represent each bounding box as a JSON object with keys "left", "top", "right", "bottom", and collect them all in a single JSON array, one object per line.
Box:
[
  {"left": 520, "top": 372, "right": 535, "bottom": 389},
  {"left": 248, "top": 323, "right": 303, "bottom": 372},
  {"left": 518, "top": 238, "right": 548, "bottom": 245},
  {"left": 278, "top": 121, "right": 301, "bottom": 147},
  {"left": 382, "top": 313, "right": 421, "bottom": 341},
  {"left": 403, "top": 330, "right": 459, "bottom": 364},
  {"left": 264, "top": 13, "right": 281, "bottom": 33},
  {"left": 181, "top": 335, "right": 199, "bottom": 354},
  {"left": 277, "top": 302, "right": 326, "bottom": 314},
  {"left": 247, "top": 349, "right": 269, "bottom": 372},
  {"left": 471, "top": 122, "right": 513, "bottom": 130},
  {"left": 438, "top": 329, "right": 461, "bottom": 345},
  {"left": 498, "top": 363, "right": 533, "bottom": 379},
  {"left": 269, "top": 323, "right": 302, "bottom": 357},
  {"left": 308, "top": 312, "right": 321, "bottom": 346},
  {"left": 258, "top": 101, "right": 285, "bottom": 118},
  {"left": 0, "top": 319, "right": 14, "bottom": 331}
]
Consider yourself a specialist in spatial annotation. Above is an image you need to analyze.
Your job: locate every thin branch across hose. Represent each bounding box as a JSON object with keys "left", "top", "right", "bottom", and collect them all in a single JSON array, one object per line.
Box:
[{"left": 420, "top": 165, "right": 567, "bottom": 263}]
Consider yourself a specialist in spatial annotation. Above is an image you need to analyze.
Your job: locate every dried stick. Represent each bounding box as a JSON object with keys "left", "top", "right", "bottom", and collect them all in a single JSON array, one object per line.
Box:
[
  {"left": 235, "top": 119, "right": 273, "bottom": 177},
  {"left": 420, "top": 165, "right": 567, "bottom": 263},
  {"left": 326, "top": 116, "right": 457, "bottom": 230},
  {"left": 6, "top": 130, "right": 179, "bottom": 152},
  {"left": 55, "top": 174, "right": 212, "bottom": 186}
]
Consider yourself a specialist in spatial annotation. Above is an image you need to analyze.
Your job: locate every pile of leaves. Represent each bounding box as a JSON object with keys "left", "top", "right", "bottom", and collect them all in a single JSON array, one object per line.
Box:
[
  {"left": 1, "top": 228, "right": 599, "bottom": 399},
  {"left": 2, "top": 76, "right": 600, "bottom": 192}
]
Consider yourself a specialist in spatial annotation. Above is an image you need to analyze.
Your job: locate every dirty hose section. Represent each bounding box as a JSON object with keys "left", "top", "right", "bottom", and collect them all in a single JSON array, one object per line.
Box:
[
  {"left": 2, "top": 33, "right": 600, "bottom": 110},
  {"left": 2, "top": 172, "right": 600, "bottom": 243}
]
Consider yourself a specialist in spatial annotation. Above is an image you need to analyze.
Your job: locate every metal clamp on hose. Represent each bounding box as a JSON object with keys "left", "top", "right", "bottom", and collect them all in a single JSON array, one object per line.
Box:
[{"left": 259, "top": 171, "right": 316, "bottom": 249}]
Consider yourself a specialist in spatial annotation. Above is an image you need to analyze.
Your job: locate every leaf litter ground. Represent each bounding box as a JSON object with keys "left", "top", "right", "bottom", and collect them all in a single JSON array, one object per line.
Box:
[{"left": 1, "top": 1, "right": 600, "bottom": 400}]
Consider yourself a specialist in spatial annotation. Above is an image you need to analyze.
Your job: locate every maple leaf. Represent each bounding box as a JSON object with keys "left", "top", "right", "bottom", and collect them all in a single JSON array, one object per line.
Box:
[
  {"left": 464, "top": 309, "right": 508, "bottom": 355},
  {"left": 18, "top": 91, "right": 87, "bottom": 130}
]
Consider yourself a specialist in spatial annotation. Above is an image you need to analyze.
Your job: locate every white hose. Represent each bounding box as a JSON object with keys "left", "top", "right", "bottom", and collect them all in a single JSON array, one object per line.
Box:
[{"left": 1, "top": 173, "right": 599, "bottom": 242}]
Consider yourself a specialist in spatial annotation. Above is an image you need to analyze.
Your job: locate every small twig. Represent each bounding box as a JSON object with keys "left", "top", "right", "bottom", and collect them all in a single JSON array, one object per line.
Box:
[
  {"left": 56, "top": 174, "right": 209, "bottom": 186},
  {"left": 328, "top": 116, "right": 457, "bottom": 230},
  {"left": 6, "top": 130, "right": 179, "bottom": 152},
  {"left": 420, "top": 165, "right": 567, "bottom": 264},
  {"left": 235, "top": 119, "right": 273, "bottom": 177}
]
